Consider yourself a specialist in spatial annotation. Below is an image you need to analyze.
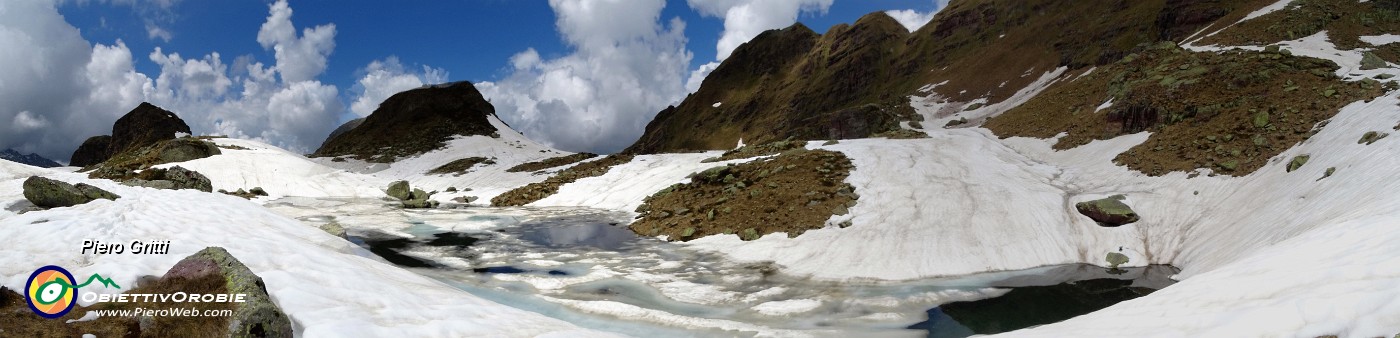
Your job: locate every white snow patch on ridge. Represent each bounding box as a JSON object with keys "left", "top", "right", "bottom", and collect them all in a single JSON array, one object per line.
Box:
[{"left": 1360, "top": 34, "right": 1400, "bottom": 46}]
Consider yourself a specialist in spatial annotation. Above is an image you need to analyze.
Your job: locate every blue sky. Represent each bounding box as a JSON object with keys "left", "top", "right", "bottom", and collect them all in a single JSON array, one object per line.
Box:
[{"left": 1, "top": 0, "right": 945, "bottom": 161}]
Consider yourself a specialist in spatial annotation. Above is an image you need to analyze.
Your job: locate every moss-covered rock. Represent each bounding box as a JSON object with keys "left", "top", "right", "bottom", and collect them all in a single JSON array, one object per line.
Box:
[
  {"left": 386, "top": 181, "right": 411, "bottom": 200},
  {"left": 1075, "top": 195, "right": 1140, "bottom": 227},
  {"left": 1287, "top": 154, "right": 1310, "bottom": 172},
  {"left": 22, "top": 176, "right": 119, "bottom": 208},
  {"left": 1359, "top": 131, "right": 1389, "bottom": 145},
  {"left": 123, "top": 166, "right": 212, "bottom": 192},
  {"left": 1361, "top": 52, "right": 1388, "bottom": 70},
  {"left": 1105, "top": 252, "right": 1130, "bottom": 269},
  {"left": 162, "top": 247, "right": 292, "bottom": 338}
]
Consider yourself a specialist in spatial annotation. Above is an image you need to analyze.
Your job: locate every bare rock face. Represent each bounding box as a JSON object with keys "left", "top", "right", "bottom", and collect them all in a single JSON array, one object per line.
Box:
[{"left": 70, "top": 136, "right": 113, "bottom": 167}]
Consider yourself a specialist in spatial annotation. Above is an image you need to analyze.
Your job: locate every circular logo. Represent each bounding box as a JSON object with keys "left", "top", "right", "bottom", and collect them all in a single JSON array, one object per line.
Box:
[{"left": 25, "top": 265, "right": 77, "bottom": 319}]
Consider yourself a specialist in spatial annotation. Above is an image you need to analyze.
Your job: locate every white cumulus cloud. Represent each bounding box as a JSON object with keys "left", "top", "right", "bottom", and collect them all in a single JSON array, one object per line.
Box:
[
  {"left": 478, "top": 0, "right": 693, "bottom": 154},
  {"left": 0, "top": 0, "right": 348, "bottom": 161},
  {"left": 686, "top": 0, "right": 833, "bottom": 60},
  {"left": 886, "top": 0, "right": 951, "bottom": 32},
  {"left": 349, "top": 56, "right": 448, "bottom": 118},
  {"left": 256, "top": 0, "right": 336, "bottom": 84}
]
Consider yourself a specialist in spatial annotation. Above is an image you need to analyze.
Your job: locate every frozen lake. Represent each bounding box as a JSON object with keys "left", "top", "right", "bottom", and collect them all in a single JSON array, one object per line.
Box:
[{"left": 266, "top": 197, "right": 1176, "bottom": 337}]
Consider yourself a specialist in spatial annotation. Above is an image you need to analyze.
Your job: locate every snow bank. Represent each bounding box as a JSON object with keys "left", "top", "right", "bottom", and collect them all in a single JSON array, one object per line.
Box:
[
  {"left": 339, "top": 116, "right": 592, "bottom": 204},
  {"left": 0, "top": 170, "right": 613, "bottom": 337},
  {"left": 533, "top": 152, "right": 728, "bottom": 212},
  {"left": 153, "top": 138, "right": 388, "bottom": 199}
]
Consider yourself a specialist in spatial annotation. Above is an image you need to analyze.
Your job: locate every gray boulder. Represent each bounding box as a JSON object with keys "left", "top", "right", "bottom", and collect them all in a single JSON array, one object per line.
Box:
[
  {"left": 386, "top": 181, "right": 411, "bottom": 200},
  {"left": 1361, "top": 52, "right": 1388, "bottom": 70},
  {"left": 1075, "top": 195, "right": 1141, "bottom": 227},
  {"left": 22, "top": 176, "right": 120, "bottom": 208},
  {"left": 402, "top": 199, "right": 439, "bottom": 209},
  {"left": 319, "top": 222, "right": 348, "bottom": 239},
  {"left": 123, "top": 166, "right": 213, "bottom": 192},
  {"left": 162, "top": 247, "right": 292, "bottom": 338}
]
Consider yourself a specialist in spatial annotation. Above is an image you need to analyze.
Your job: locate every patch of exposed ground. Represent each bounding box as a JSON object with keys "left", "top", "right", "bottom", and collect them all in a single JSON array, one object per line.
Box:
[
  {"left": 630, "top": 149, "right": 857, "bottom": 241},
  {"left": 986, "top": 43, "right": 1382, "bottom": 176},
  {"left": 1199, "top": 0, "right": 1400, "bottom": 51},
  {"left": 701, "top": 139, "right": 806, "bottom": 163},
  {"left": 491, "top": 154, "right": 635, "bottom": 206},
  {"left": 505, "top": 153, "right": 598, "bottom": 173},
  {"left": 428, "top": 157, "right": 497, "bottom": 175},
  {"left": 0, "top": 273, "right": 234, "bottom": 337}
]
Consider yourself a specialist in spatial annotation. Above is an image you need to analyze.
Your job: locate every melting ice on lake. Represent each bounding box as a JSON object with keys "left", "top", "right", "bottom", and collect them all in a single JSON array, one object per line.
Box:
[{"left": 269, "top": 198, "right": 1177, "bottom": 337}]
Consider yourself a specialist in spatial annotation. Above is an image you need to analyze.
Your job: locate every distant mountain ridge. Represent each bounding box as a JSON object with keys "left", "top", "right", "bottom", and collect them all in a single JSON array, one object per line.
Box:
[
  {"left": 624, "top": 0, "right": 1273, "bottom": 155},
  {"left": 0, "top": 149, "right": 61, "bottom": 168}
]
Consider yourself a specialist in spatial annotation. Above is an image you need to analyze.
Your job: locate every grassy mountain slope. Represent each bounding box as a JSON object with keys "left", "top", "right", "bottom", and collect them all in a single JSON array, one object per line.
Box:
[{"left": 626, "top": 0, "right": 1269, "bottom": 154}]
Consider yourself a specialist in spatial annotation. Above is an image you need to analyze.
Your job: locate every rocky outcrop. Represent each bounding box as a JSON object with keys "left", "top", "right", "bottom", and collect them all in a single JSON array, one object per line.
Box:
[
  {"left": 70, "top": 102, "right": 202, "bottom": 170},
  {"left": 87, "top": 138, "right": 222, "bottom": 181},
  {"left": 154, "top": 138, "right": 221, "bottom": 164},
  {"left": 109, "top": 102, "right": 192, "bottom": 157},
  {"left": 313, "top": 82, "right": 498, "bottom": 162},
  {"left": 123, "top": 166, "right": 213, "bottom": 192},
  {"left": 162, "top": 247, "right": 292, "bottom": 337},
  {"left": 22, "top": 176, "right": 120, "bottom": 208},
  {"left": 70, "top": 136, "right": 113, "bottom": 167},
  {"left": 1075, "top": 195, "right": 1141, "bottom": 227}
]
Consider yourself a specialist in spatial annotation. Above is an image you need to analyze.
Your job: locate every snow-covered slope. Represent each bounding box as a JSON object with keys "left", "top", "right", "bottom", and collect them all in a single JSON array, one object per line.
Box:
[
  {"left": 318, "top": 116, "right": 594, "bottom": 204},
  {"left": 0, "top": 168, "right": 614, "bottom": 337},
  {"left": 153, "top": 138, "right": 389, "bottom": 199}
]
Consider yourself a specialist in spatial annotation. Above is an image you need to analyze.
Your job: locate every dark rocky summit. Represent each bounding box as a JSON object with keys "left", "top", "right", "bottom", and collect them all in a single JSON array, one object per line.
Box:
[
  {"left": 70, "top": 102, "right": 193, "bottom": 167},
  {"left": 313, "top": 82, "right": 498, "bottom": 162}
]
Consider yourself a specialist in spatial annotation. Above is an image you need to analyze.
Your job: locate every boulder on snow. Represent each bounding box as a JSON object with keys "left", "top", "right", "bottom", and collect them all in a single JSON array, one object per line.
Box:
[
  {"left": 162, "top": 247, "right": 292, "bottom": 337},
  {"left": 1106, "top": 252, "right": 1130, "bottom": 268},
  {"left": 401, "top": 188, "right": 439, "bottom": 208},
  {"left": 1287, "top": 154, "right": 1310, "bottom": 173},
  {"left": 1075, "top": 195, "right": 1140, "bottom": 227},
  {"left": 22, "top": 176, "right": 120, "bottom": 208},
  {"left": 1361, "top": 52, "right": 1387, "bottom": 70},
  {"left": 123, "top": 166, "right": 213, "bottom": 192},
  {"left": 386, "top": 181, "right": 411, "bottom": 200},
  {"left": 319, "top": 222, "right": 348, "bottom": 239}
]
